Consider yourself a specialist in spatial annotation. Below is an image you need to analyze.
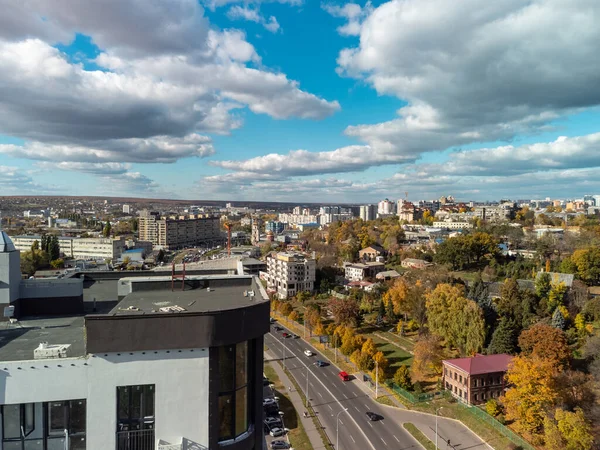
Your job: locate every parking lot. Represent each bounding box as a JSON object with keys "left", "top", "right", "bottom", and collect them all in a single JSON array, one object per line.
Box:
[{"left": 263, "top": 374, "right": 291, "bottom": 449}]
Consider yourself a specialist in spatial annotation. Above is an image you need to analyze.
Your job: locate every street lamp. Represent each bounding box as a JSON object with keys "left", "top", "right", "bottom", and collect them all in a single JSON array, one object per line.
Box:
[
  {"left": 336, "top": 408, "right": 349, "bottom": 449},
  {"left": 281, "top": 336, "right": 286, "bottom": 369},
  {"left": 374, "top": 360, "right": 379, "bottom": 399},
  {"left": 435, "top": 407, "right": 443, "bottom": 449},
  {"left": 279, "top": 411, "right": 290, "bottom": 446}
]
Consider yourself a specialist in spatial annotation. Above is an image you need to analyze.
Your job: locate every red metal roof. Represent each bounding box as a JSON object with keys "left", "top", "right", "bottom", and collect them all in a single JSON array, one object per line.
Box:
[{"left": 443, "top": 354, "right": 513, "bottom": 375}]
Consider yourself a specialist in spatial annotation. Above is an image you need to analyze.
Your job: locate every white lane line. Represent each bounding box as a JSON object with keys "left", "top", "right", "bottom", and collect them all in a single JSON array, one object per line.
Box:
[
  {"left": 393, "top": 435, "right": 400, "bottom": 443},
  {"left": 343, "top": 394, "right": 348, "bottom": 399},
  {"left": 350, "top": 435, "right": 356, "bottom": 443},
  {"left": 339, "top": 420, "right": 343, "bottom": 425},
  {"left": 354, "top": 406, "right": 360, "bottom": 412},
  {"left": 310, "top": 382, "right": 315, "bottom": 388},
  {"left": 272, "top": 334, "right": 377, "bottom": 450},
  {"left": 364, "top": 403, "right": 370, "bottom": 409},
  {"left": 328, "top": 405, "right": 333, "bottom": 411},
  {"left": 381, "top": 438, "right": 387, "bottom": 446},
  {"left": 368, "top": 422, "right": 373, "bottom": 427},
  {"left": 318, "top": 392, "right": 323, "bottom": 398}
]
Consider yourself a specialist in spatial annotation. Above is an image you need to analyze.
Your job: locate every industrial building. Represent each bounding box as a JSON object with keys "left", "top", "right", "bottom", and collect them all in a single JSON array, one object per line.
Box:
[
  {"left": 263, "top": 252, "right": 315, "bottom": 299},
  {"left": 0, "top": 229, "right": 269, "bottom": 449},
  {"left": 138, "top": 210, "right": 223, "bottom": 250},
  {"left": 12, "top": 235, "right": 126, "bottom": 260}
]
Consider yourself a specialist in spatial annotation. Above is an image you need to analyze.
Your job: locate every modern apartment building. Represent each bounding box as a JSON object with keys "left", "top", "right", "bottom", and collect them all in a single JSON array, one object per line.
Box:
[
  {"left": 359, "top": 205, "right": 376, "bottom": 222},
  {"left": 442, "top": 354, "right": 512, "bottom": 405},
  {"left": 0, "top": 234, "right": 269, "bottom": 450},
  {"left": 264, "top": 252, "right": 315, "bottom": 299},
  {"left": 344, "top": 262, "right": 385, "bottom": 282},
  {"left": 12, "top": 235, "right": 126, "bottom": 260},
  {"left": 138, "top": 210, "right": 223, "bottom": 250}
]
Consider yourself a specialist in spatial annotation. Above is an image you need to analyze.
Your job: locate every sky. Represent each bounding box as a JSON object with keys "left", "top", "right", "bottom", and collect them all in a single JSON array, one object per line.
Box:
[{"left": 1, "top": 0, "right": 600, "bottom": 203}]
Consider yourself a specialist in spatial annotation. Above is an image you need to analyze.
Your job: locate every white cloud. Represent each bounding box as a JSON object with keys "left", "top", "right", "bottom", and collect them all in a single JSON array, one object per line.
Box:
[
  {"left": 322, "top": 2, "right": 372, "bottom": 36},
  {"left": 204, "top": 0, "right": 302, "bottom": 11},
  {"left": 0, "top": 165, "right": 57, "bottom": 194},
  {"left": 0, "top": 0, "right": 339, "bottom": 172},
  {"left": 0, "top": 134, "right": 215, "bottom": 164},
  {"left": 227, "top": 5, "right": 281, "bottom": 33}
]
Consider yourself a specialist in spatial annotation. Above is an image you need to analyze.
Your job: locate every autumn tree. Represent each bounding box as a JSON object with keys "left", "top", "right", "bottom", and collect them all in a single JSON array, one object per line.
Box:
[
  {"left": 279, "top": 302, "right": 293, "bottom": 317},
  {"left": 393, "top": 365, "right": 412, "bottom": 390},
  {"left": 426, "top": 283, "right": 485, "bottom": 355},
  {"left": 350, "top": 349, "right": 373, "bottom": 371},
  {"left": 535, "top": 272, "right": 552, "bottom": 300},
  {"left": 547, "top": 282, "right": 567, "bottom": 314},
  {"left": 288, "top": 310, "right": 299, "bottom": 322},
  {"left": 544, "top": 408, "right": 594, "bottom": 450},
  {"left": 570, "top": 247, "right": 600, "bottom": 285},
  {"left": 411, "top": 335, "right": 444, "bottom": 381},
  {"left": 503, "top": 355, "right": 561, "bottom": 436},
  {"left": 328, "top": 297, "right": 361, "bottom": 327},
  {"left": 383, "top": 279, "right": 410, "bottom": 318},
  {"left": 518, "top": 323, "right": 571, "bottom": 367},
  {"left": 371, "top": 351, "right": 389, "bottom": 383},
  {"left": 340, "top": 328, "right": 359, "bottom": 356},
  {"left": 361, "top": 338, "right": 377, "bottom": 358}
]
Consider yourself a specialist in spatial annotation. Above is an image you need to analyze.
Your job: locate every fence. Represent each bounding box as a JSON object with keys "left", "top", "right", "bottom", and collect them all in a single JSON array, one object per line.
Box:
[
  {"left": 456, "top": 404, "right": 535, "bottom": 450},
  {"left": 116, "top": 429, "right": 155, "bottom": 450},
  {"left": 385, "top": 381, "right": 437, "bottom": 403}
]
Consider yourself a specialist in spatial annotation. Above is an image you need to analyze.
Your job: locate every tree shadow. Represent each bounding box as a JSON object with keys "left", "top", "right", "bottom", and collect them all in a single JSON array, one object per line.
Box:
[{"left": 271, "top": 389, "right": 299, "bottom": 430}]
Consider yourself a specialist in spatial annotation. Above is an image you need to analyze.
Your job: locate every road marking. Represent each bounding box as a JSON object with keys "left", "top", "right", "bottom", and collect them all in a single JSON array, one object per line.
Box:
[
  {"left": 364, "top": 403, "right": 369, "bottom": 409},
  {"left": 350, "top": 435, "right": 355, "bottom": 443},
  {"left": 339, "top": 419, "right": 343, "bottom": 425},
  {"left": 328, "top": 405, "right": 333, "bottom": 411},
  {"left": 354, "top": 406, "right": 360, "bottom": 412},
  {"left": 343, "top": 394, "right": 348, "bottom": 399},
  {"left": 368, "top": 422, "right": 373, "bottom": 427},
  {"left": 270, "top": 333, "right": 377, "bottom": 450},
  {"left": 318, "top": 392, "right": 323, "bottom": 398},
  {"left": 310, "top": 382, "right": 315, "bottom": 388},
  {"left": 381, "top": 438, "right": 387, "bottom": 446}
]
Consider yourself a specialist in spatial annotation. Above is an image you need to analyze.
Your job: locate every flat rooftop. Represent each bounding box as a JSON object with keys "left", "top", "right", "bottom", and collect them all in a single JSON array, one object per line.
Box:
[
  {"left": 0, "top": 274, "right": 267, "bottom": 362},
  {"left": 0, "top": 316, "right": 85, "bottom": 362},
  {"left": 111, "top": 278, "right": 266, "bottom": 316}
]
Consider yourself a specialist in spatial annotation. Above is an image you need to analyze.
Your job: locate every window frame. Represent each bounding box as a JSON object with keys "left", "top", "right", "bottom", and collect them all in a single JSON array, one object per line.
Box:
[
  {"left": 2, "top": 403, "right": 35, "bottom": 442},
  {"left": 116, "top": 384, "right": 155, "bottom": 432}
]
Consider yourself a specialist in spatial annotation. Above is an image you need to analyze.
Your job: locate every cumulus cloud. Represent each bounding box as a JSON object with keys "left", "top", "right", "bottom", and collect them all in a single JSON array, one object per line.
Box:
[
  {"left": 0, "top": 165, "right": 57, "bottom": 194},
  {"left": 227, "top": 5, "right": 281, "bottom": 33},
  {"left": 322, "top": 2, "right": 372, "bottom": 36},
  {"left": 0, "top": 0, "right": 338, "bottom": 174}
]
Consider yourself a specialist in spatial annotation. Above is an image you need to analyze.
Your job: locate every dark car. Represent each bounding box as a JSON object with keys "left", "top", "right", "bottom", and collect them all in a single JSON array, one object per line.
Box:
[
  {"left": 292, "top": 334, "right": 300, "bottom": 339},
  {"left": 365, "top": 411, "right": 382, "bottom": 421},
  {"left": 264, "top": 417, "right": 282, "bottom": 428},
  {"left": 274, "top": 326, "right": 283, "bottom": 331},
  {"left": 263, "top": 376, "right": 270, "bottom": 386},
  {"left": 316, "top": 360, "right": 328, "bottom": 367},
  {"left": 271, "top": 441, "right": 290, "bottom": 449}
]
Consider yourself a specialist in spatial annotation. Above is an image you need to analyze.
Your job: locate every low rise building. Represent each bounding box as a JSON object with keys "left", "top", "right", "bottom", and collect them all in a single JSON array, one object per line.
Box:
[
  {"left": 400, "top": 258, "right": 432, "bottom": 269},
  {"left": 264, "top": 252, "right": 316, "bottom": 299},
  {"left": 12, "top": 235, "right": 126, "bottom": 260},
  {"left": 442, "top": 354, "right": 513, "bottom": 405},
  {"left": 433, "top": 220, "right": 473, "bottom": 230},
  {"left": 344, "top": 261, "right": 385, "bottom": 281},
  {"left": 358, "top": 244, "right": 385, "bottom": 261}
]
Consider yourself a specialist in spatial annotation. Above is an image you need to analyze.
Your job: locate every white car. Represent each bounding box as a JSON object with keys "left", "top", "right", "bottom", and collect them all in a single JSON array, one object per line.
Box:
[
  {"left": 263, "top": 398, "right": 277, "bottom": 407},
  {"left": 270, "top": 427, "right": 286, "bottom": 437},
  {"left": 304, "top": 350, "right": 313, "bottom": 357}
]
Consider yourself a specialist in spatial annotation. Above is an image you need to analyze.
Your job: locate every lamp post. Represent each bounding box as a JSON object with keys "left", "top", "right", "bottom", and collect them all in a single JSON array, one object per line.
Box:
[
  {"left": 375, "top": 360, "right": 379, "bottom": 399},
  {"left": 281, "top": 336, "right": 286, "bottom": 369},
  {"left": 336, "top": 408, "right": 349, "bottom": 449},
  {"left": 435, "top": 407, "right": 442, "bottom": 449},
  {"left": 306, "top": 365, "right": 310, "bottom": 408},
  {"left": 279, "top": 411, "right": 290, "bottom": 446}
]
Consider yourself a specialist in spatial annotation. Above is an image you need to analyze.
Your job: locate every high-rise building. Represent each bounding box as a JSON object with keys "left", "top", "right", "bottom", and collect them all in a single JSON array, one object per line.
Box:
[
  {"left": 0, "top": 239, "right": 270, "bottom": 450},
  {"left": 251, "top": 216, "right": 263, "bottom": 245},
  {"left": 359, "top": 205, "right": 376, "bottom": 221},
  {"left": 138, "top": 210, "right": 222, "bottom": 250},
  {"left": 264, "top": 252, "right": 316, "bottom": 299},
  {"left": 377, "top": 199, "right": 395, "bottom": 216},
  {"left": 122, "top": 204, "right": 130, "bottom": 214}
]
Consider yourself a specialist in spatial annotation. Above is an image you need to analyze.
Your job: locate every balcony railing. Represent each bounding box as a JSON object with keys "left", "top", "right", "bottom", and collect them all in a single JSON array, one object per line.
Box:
[{"left": 116, "top": 429, "right": 155, "bottom": 450}]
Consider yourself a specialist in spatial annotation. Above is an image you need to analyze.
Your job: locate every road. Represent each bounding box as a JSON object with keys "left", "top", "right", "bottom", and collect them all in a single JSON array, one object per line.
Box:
[{"left": 265, "top": 329, "right": 422, "bottom": 450}]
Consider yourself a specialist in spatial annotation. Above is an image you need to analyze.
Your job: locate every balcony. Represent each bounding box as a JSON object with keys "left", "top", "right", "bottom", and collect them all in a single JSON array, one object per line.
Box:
[{"left": 117, "top": 429, "right": 155, "bottom": 450}]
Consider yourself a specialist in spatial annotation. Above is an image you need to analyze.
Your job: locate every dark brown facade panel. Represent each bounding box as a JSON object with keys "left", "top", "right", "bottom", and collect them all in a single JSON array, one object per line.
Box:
[{"left": 85, "top": 301, "right": 270, "bottom": 353}]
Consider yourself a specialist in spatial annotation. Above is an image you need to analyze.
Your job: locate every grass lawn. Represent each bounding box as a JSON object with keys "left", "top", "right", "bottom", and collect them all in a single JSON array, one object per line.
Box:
[
  {"left": 403, "top": 423, "right": 436, "bottom": 450},
  {"left": 378, "top": 331, "right": 416, "bottom": 352},
  {"left": 371, "top": 335, "right": 413, "bottom": 370},
  {"left": 263, "top": 361, "right": 314, "bottom": 450}
]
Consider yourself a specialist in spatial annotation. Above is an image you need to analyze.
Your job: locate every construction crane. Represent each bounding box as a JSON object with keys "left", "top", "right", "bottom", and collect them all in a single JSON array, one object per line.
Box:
[{"left": 224, "top": 222, "right": 232, "bottom": 256}]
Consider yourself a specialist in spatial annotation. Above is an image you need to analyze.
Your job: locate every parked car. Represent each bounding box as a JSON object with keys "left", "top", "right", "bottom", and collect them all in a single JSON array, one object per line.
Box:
[
  {"left": 316, "top": 360, "right": 327, "bottom": 367},
  {"left": 271, "top": 440, "right": 290, "bottom": 449},
  {"left": 264, "top": 417, "right": 282, "bottom": 427},
  {"left": 274, "top": 326, "right": 283, "bottom": 331},
  {"left": 365, "top": 411, "right": 382, "bottom": 421},
  {"left": 270, "top": 318, "right": 276, "bottom": 323},
  {"left": 338, "top": 371, "right": 350, "bottom": 381},
  {"left": 292, "top": 334, "right": 300, "bottom": 339},
  {"left": 304, "top": 350, "right": 313, "bottom": 357},
  {"left": 263, "top": 398, "right": 277, "bottom": 407},
  {"left": 282, "top": 332, "right": 289, "bottom": 338},
  {"left": 270, "top": 427, "right": 286, "bottom": 437},
  {"left": 263, "top": 376, "right": 270, "bottom": 386}
]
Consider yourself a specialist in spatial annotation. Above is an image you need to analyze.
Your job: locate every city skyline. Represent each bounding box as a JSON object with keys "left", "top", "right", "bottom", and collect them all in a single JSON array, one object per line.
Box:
[{"left": 1, "top": 0, "right": 600, "bottom": 202}]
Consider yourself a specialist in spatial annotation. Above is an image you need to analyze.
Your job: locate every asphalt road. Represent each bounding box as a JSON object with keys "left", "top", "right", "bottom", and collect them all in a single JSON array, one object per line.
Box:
[{"left": 265, "top": 327, "right": 422, "bottom": 450}]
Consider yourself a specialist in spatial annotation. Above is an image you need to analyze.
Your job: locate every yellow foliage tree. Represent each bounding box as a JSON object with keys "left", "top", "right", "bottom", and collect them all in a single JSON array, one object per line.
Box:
[
  {"left": 288, "top": 310, "right": 299, "bottom": 322},
  {"left": 370, "top": 351, "right": 389, "bottom": 383},
  {"left": 503, "top": 355, "right": 561, "bottom": 436},
  {"left": 361, "top": 338, "right": 377, "bottom": 358},
  {"left": 555, "top": 407, "right": 594, "bottom": 450}
]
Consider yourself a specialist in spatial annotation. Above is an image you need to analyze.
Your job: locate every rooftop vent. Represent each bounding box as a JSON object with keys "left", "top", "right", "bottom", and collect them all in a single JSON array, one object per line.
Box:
[{"left": 34, "top": 342, "right": 71, "bottom": 360}]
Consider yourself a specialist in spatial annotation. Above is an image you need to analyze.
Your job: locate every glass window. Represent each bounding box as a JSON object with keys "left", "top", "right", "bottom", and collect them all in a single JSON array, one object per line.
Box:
[
  {"left": 24, "top": 404, "right": 34, "bottom": 436},
  {"left": 49, "top": 402, "right": 67, "bottom": 436},
  {"left": 219, "top": 345, "right": 235, "bottom": 392},
  {"left": 3, "top": 404, "right": 21, "bottom": 439},
  {"left": 236, "top": 342, "right": 248, "bottom": 388},
  {"left": 117, "top": 385, "right": 155, "bottom": 432},
  {"left": 70, "top": 400, "right": 86, "bottom": 434},
  {"left": 235, "top": 387, "right": 248, "bottom": 436},
  {"left": 218, "top": 394, "right": 233, "bottom": 441}
]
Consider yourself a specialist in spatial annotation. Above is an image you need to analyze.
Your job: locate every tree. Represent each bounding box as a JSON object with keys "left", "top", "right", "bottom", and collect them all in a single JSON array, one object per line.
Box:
[
  {"left": 383, "top": 279, "right": 410, "bottom": 318},
  {"left": 535, "top": 272, "right": 552, "bottom": 300},
  {"left": 371, "top": 351, "right": 389, "bottom": 383},
  {"left": 386, "top": 297, "right": 396, "bottom": 323},
  {"left": 328, "top": 297, "right": 360, "bottom": 327},
  {"left": 503, "top": 355, "right": 561, "bottom": 436},
  {"left": 570, "top": 247, "right": 600, "bottom": 285},
  {"left": 496, "top": 278, "right": 522, "bottom": 318},
  {"left": 393, "top": 365, "right": 412, "bottom": 390},
  {"left": 518, "top": 323, "right": 571, "bottom": 367},
  {"left": 361, "top": 338, "right": 377, "bottom": 358},
  {"left": 426, "top": 283, "right": 485, "bottom": 355},
  {"left": 548, "top": 282, "right": 567, "bottom": 314},
  {"left": 157, "top": 249, "right": 166, "bottom": 263},
  {"left": 296, "top": 291, "right": 311, "bottom": 304},
  {"left": 544, "top": 414, "right": 566, "bottom": 450},
  {"left": 350, "top": 349, "right": 373, "bottom": 371},
  {"left": 411, "top": 335, "right": 444, "bottom": 381},
  {"left": 288, "top": 310, "right": 299, "bottom": 322},
  {"left": 487, "top": 317, "right": 519, "bottom": 355},
  {"left": 485, "top": 398, "right": 502, "bottom": 417},
  {"left": 552, "top": 307, "right": 566, "bottom": 330},
  {"left": 340, "top": 328, "right": 359, "bottom": 356},
  {"left": 102, "top": 220, "right": 112, "bottom": 238},
  {"left": 554, "top": 408, "right": 594, "bottom": 450},
  {"left": 50, "top": 258, "right": 64, "bottom": 269},
  {"left": 279, "top": 302, "right": 293, "bottom": 317}
]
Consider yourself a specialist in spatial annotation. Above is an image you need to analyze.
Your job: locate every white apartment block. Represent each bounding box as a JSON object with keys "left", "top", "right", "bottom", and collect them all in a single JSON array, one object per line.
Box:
[
  {"left": 359, "top": 205, "right": 376, "bottom": 222},
  {"left": 433, "top": 221, "right": 473, "bottom": 230},
  {"left": 277, "top": 213, "right": 319, "bottom": 225},
  {"left": 12, "top": 235, "right": 125, "bottom": 260},
  {"left": 264, "top": 252, "right": 316, "bottom": 299},
  {"left": 344, "top": 262, "right": 385, "bottom": 282}
]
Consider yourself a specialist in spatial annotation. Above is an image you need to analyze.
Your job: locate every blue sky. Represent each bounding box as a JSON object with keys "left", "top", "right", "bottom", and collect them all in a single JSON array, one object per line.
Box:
[{"left": 1, "top": 1, "right": 600, "bottom": 203}]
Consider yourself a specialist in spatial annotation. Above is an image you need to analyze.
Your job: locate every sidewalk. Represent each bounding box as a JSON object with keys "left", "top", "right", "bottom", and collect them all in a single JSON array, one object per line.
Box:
[{"left": 265, "top": 351, "right": 328, "bottom": 450}]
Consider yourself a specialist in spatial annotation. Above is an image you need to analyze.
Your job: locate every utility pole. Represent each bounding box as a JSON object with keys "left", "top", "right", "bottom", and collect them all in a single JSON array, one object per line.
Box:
[
  {"left": 334, "top": 334, "right": 338, "bottom": 364},
  {"left": 282, "top": 337, "right": 286, "bottom": 369},
  {"left": 375, "top": 360, "right": 379, "bottom": 399},
  {"left": 306, "top": 366, "right": 310, "bottom": 408}
]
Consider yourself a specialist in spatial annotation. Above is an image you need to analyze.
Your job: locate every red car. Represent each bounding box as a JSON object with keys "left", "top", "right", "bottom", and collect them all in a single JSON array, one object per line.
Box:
[
  {"left": 338, "top": 371, "right": 350, "bottom": 381},
  {"left": 282, "top": 332, "right": 289, "bottom": 338}
]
